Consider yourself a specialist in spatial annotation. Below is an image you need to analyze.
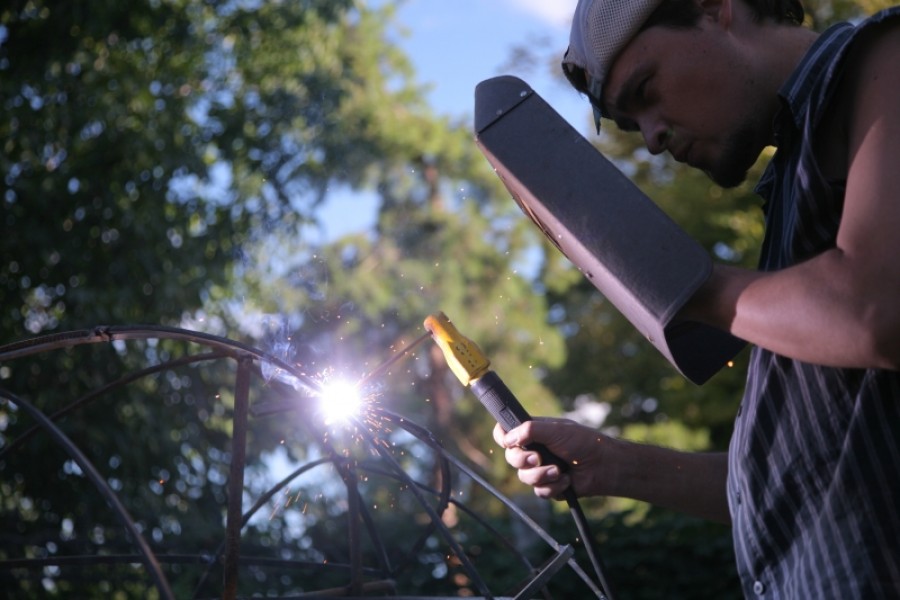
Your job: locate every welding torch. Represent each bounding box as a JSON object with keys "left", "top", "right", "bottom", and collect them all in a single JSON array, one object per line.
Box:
[
  {"left": 423, "top": 312, "right": 567, "bottom": 472},
  {"left": 423, "top": 312, "right": 616, "bottom": 600}
]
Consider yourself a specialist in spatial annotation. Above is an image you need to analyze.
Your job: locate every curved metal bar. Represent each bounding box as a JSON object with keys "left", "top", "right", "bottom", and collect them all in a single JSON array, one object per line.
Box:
[
  {"left": 308, "top": 425, "right": 430, "bottom": 589},
  {"left": 0, "top": 325, "right": 321, "bottom": 396},
  {"left": 378, "top": 408, "right": 604, "bottom": 598},
  {"left": 353, "top": 479, "right": 395, "bottom": 576},
  {"left": 0, "top": 387, "right": 175, "bottom": 600},
  {"left": 0, "top": 328, "right": 117, "bottom": 360},
  {"left": 0, "top": 351, "right": 230, "bottom": 462},
  {"left": 351, "top": 414, "right": 494, "bottom": 599},
  {"left": 356, "top": 461, "right": 537, "bottom": 573},
  {"left": 0, "top": 553, "right": 389, "bottom": 575},
  {"left": 358, "top": 408, "right": 455, "bottom": 577}
]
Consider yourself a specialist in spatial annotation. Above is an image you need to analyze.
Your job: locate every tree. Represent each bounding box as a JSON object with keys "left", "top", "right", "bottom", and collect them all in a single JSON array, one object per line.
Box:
[{"left": 1, "top": 0, "right": 570, "bottom": 596}]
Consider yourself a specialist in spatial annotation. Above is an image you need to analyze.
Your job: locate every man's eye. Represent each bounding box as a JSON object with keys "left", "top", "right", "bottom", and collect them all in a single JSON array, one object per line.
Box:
[
  {"left": 634, "top": 78, "right": 650, "bottom": 103},
  {"left": 617, "top": 118, "right": 639, "bottom": 132}
]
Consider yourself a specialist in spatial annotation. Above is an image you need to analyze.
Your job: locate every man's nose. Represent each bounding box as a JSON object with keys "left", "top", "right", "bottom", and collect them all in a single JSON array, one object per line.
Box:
[{"left": 640, "top": 117, "right": 671, "bottom": 155}]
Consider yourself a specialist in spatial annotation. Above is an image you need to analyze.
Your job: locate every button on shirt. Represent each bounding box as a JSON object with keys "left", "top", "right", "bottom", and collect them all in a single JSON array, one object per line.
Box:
[{"left": 727, "top": 8, "right": 900, "bottom": 599}]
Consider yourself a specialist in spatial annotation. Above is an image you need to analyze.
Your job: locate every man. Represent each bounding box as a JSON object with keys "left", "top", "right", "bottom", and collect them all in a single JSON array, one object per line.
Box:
[{"left": 495, "top": 0, "right": 900, "bottom": 596}]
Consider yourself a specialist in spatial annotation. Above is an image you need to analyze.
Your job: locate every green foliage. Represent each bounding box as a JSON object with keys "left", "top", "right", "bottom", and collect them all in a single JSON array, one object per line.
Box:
[
  {"left": 2, "top": 0, "right": 212, "bottom": 328},
  {"left": 597, "top": 508, "right": 739, "bottom": 599}
]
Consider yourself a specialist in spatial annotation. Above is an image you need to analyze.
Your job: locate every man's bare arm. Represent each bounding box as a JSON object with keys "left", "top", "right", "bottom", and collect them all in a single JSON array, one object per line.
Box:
[{"left": 495, "top": 419, "right": 731, "bottom": 524}]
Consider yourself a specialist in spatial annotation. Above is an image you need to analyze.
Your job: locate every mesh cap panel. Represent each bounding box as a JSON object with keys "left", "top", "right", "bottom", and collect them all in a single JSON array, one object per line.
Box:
[{"left": 564, "top": 0, "right": 664, "bottom": 121}]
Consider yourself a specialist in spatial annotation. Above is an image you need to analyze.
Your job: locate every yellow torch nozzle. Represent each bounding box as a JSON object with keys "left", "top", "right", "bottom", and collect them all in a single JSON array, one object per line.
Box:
[{"left": 423, "top": 312, "right": 491, "bottom": 386}]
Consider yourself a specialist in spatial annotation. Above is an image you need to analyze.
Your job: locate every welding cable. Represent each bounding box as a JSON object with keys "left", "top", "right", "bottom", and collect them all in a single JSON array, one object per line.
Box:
[
  {"left": 424, "top": 313, "right": 617, "bottom": 600},
  {"left": 564, "top": 488, "right": 615, "bottom": 600},
  {"left": 470, "top": 370, "right": 616, "bottom": 600}
]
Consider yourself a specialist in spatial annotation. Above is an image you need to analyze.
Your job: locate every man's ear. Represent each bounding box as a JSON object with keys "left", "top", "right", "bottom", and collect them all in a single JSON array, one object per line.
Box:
[{"left": 699, "top": 0, "right": 733, "bottom": 27}]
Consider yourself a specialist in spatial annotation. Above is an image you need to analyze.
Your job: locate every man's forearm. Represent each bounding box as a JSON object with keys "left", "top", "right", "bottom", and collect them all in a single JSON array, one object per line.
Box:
[
  {"left": 605, "top": 439, "right": 731, "bottom": 524},
  {"left": 685, "top": 258, "right": 900, "bottom": 370}
]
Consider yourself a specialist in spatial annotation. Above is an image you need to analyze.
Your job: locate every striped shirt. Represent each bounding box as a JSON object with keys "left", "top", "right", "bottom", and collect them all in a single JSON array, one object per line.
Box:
[{"left": 728, "top": 8, "right": 900, "bottom": 598}]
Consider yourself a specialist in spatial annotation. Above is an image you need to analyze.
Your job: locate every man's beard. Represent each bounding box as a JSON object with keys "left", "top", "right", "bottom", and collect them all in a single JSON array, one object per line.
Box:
[{"left": 705, "top": 120, "right": 769, "bottom": 189}]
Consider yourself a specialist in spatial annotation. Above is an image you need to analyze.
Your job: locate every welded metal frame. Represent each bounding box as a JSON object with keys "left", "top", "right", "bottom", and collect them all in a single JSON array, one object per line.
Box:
[{"left": 0, "top": 325, "right": 603, "bottom": 599}]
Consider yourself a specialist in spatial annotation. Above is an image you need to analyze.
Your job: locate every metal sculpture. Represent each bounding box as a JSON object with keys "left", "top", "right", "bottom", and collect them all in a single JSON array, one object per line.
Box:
[{"left": 0, "top": 326, "right": 603, "bottom": 599}]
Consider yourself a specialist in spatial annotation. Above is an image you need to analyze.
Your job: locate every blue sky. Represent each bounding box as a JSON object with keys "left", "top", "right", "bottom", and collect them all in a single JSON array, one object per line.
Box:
[
  {"left": 387, "top": 0, "right": 584, "bottom": 123},
  {"left": 318, "top": 0, "right": 591, "bottom": 239}
]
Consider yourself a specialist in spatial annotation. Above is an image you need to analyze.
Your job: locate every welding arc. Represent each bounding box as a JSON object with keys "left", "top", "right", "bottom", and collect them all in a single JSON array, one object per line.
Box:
[{"left": 356, "top": 332, "right": 431, "bottom": 388}]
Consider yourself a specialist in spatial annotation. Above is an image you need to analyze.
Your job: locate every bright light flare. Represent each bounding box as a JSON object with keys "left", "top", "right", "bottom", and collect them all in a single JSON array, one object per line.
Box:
[{"left": 317, "top": 379, "right": 364, "bottom": 424}]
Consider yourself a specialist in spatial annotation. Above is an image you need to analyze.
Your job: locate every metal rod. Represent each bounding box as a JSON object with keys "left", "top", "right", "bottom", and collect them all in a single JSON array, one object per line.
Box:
[
  {"left": 352, "top": 415, "right": 494, "bottom": 599},
  {"left": 0, "top": 388, "right": 175, "bottom": 600},
  {"left": 340, "top": 461, "right": 364, "bottom": 595},
  {"left": 222, "top": 355, "right": 252, "bottom": 600},
  {"left": 513, "top": 545, "right": 575, "bottom": 600},
  {"left": 356, "top": 332, "right": 430, "bottom": 388},
  {"left": 358, "top": 410, "right": 453, "bottom": 577},
  {"left": 0, "top": 325, "right": 321, "bottom": 395},
  {"left": 0, "top": 351, "right": 228, "bottom": 461}
]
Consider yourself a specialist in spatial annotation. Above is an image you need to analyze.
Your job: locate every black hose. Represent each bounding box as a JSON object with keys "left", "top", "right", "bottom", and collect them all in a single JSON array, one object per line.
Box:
[{"left": 565, "top": 489, "right": 616, "bottom": 600}]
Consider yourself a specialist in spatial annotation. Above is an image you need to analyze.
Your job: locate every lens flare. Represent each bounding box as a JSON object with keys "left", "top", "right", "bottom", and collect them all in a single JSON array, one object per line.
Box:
[{"left": 317, "top": 379, "right": 364, "bottom": 424}]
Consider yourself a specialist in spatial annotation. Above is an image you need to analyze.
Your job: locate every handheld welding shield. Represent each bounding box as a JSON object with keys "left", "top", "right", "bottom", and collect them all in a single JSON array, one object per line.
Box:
[{"left": 473, "top": 76, "right": 745, "bottom": 385}]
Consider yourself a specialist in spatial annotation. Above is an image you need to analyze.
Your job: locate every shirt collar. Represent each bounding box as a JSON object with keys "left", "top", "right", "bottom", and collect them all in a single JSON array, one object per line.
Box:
[{"left": 775, "top": 21, "right": 855, "bottom": 133}]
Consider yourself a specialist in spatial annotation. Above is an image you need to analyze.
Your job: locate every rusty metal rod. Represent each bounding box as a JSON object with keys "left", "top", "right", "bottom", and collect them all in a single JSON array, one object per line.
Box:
[
  {"left": 340, "top": 461, "right": 364, "bottom": 596},
  {"left": 222, "top": 355, "right": 252, "bottom": 600}
]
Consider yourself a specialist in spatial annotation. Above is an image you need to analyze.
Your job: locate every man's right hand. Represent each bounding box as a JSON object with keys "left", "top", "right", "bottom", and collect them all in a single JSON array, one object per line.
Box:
[
  {"left": 492, "top": 417, "right": 615, "bottom": 500},
  {"left": 493, "top": 417, "right": 732, "bottom": 523}
]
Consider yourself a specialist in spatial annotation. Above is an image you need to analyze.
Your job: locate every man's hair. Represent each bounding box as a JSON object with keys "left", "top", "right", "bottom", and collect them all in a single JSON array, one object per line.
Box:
[
  {"left": 645, "top": 0, "right": 805, "bottom": 27},
  {"left": 742, "top": 0, "right": 805, "bottom": 24},
  {"left": 564, "top": 0, "right": 805, "bottom": 115}
]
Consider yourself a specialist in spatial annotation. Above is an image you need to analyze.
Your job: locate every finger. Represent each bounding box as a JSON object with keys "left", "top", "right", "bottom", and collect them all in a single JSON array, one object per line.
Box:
[
  {"left": 517, "top": 464, "right": 565, "bottom": 488},
  {"left": 504, "top": 445, "right": 542, "bottom": 469},
  {"left": 492, "top": 423, "right": 508, "bottom": 447},
  {"left": 507, "top": 417, "right": 577, "bottom": 449},
  {"left": 532, "top": 474, "right": 572, "bottom": 500},
  {"left": 492, "top": 422, "right": 532, "bottom": 448}
]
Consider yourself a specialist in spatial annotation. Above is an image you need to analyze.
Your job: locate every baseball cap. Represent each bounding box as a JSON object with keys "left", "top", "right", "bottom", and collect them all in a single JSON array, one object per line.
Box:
[{"left": 563, "top": 0, "right": 665, "bottom": 131}]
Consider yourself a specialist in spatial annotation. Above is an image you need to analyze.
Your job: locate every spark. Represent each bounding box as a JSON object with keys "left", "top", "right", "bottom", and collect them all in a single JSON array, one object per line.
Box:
[{"left": 317, "top": 378, "right": 365, "bottom": 425}]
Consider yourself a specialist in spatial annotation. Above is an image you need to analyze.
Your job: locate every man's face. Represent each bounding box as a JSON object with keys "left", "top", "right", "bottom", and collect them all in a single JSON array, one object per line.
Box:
[{"left": 601, "top": 20, "right": 773, "bottom": 188}]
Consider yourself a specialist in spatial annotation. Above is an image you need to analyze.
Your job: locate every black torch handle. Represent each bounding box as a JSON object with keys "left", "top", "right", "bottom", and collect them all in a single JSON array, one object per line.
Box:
[{"left": 470, "top": 371, "right": 568, "bottom": 471}]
